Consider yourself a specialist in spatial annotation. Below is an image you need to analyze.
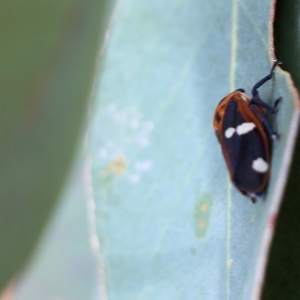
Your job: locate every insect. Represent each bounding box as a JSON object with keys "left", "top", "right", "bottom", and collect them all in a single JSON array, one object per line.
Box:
[{"left": 213, "top": 61, "right": 282, "bottom": 203}]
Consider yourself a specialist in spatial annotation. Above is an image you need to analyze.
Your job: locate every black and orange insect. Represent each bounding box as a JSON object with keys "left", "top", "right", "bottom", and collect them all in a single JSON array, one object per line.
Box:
[{"left": 213, "top": 61, "right": 282, "bottom": 203}]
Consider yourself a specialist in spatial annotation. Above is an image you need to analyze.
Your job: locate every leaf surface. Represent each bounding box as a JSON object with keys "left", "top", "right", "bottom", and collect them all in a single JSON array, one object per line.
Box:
[{"left": 86, "top": 0, "right": 299, "bottom": 299}]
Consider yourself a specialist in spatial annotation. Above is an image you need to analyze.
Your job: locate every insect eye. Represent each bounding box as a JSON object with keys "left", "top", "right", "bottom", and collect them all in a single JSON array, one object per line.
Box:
[{"left": 235, "top": 88, "right": 245, "bottom": 93}]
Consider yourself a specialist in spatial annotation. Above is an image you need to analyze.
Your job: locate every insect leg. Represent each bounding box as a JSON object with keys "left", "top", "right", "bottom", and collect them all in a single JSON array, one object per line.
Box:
[
  {"left": 273, "top": 97, "right": 282, "bottom": 113},
  {"left": 251, "top": 61, "right": 281, "bottom": 98},
  {"left": 251, "top": 197, "right": 257, "bottom": 204},
  {"left": 250, "top": 96, "right": 282, "bottom": 114},
  {"left": 250, "top": 104, "right": 279, "bottom": 140}
]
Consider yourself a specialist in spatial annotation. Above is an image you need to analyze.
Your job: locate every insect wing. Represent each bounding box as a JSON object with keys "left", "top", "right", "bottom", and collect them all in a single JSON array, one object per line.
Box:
[{"left": 220, "top": 98, "right": 270, "bottom": 194}]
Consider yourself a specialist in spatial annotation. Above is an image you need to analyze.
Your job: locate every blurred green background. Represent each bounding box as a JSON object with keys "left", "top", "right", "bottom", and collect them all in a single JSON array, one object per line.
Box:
[{"left": 0, "top": 0, "right": 110, "bottom": 295}]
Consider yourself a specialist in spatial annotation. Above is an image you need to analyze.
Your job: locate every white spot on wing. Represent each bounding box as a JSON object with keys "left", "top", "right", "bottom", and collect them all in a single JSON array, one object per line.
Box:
[
  {"left": 225, "top": 127, "right": 235, "bottom": 138},
  {"left": 236, "top": 122, "right": 256, "bottom": 135},
  {"left": 252, "top": 157, "right": 269, "bottom": 173}
]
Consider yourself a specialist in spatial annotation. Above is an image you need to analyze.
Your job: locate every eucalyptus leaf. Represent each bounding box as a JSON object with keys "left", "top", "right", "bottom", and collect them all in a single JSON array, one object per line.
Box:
[
  {"left": 9, "top": 0, "right": 300, "bottom": 299},
  {"left": 87, "top": 0, "right": 299, "bottom": 299}
]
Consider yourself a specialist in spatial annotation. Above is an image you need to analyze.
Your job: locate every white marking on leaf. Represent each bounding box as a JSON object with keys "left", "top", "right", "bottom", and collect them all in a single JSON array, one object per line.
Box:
[
  {"left": 236, "top": 122, "right": 256, "bottom": 135},
  {"left": 128, "top": 174, "right": 140, "bottom": 183},
  {"left": 130, "top": 119, "right": 139, "bottom": 130},
  {"left": 96, "top": 104, "right": 154, "bottom": 185},
  {"left": 225, "top": 127, "right": 236, "bottom": 138},
  {"left": 144, "top": 121, "right": 154, "bottom": 132},
  {"left": 99, "top": 148, "right": 108, "bottom": 158},
  {"left": 138, "top": 137, "right": 150, "bottom": 147},
  {"left": 252, "top": 158, "right": 269, "bottom": 173},
  {"left": 135, "top": 160, "right": 152, "bottom": 171}
]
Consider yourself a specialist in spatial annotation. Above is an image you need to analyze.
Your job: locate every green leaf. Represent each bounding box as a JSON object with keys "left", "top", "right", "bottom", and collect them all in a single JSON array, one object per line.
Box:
[
  {"left": 0, "top": 0, "right": 109, "bottom": 291},
  {"left": 86, "top": 0, "right": 299, "bottom": 299}
]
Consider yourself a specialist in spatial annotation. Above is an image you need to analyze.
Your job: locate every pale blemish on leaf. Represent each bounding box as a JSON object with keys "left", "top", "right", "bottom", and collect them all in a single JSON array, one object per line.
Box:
[
  {"left": 127, "top": 173, "right": 140, "bottom": 184},
  {"left": 134, "top": 160, "right": 152, "bottom": 172},
  {"left": 110, "top": 158, "right": 127, "bottom": 175},
  {"left": 227, "top": 259, "right": 234, "bottom": 266},
  {"left": 199, "top": 220, "right": 206, "bottom": 227},
  {"left": 96, "top": 104, "right": 154, "bottom": 163},
  {"left": 102, "top": 157, "right": 127, "bottom": 178},
  {"left": 95, "top": 105, "right": 154, "bottom": 190},
  {"left": 201, "top": 203, "right": 208, "bottom": 212},
  {"left": 99, "top": 158, "right": 127, "bottom": 199},
  {"left": 194, "top": 193, "right": 213, "bottom": 238}
]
